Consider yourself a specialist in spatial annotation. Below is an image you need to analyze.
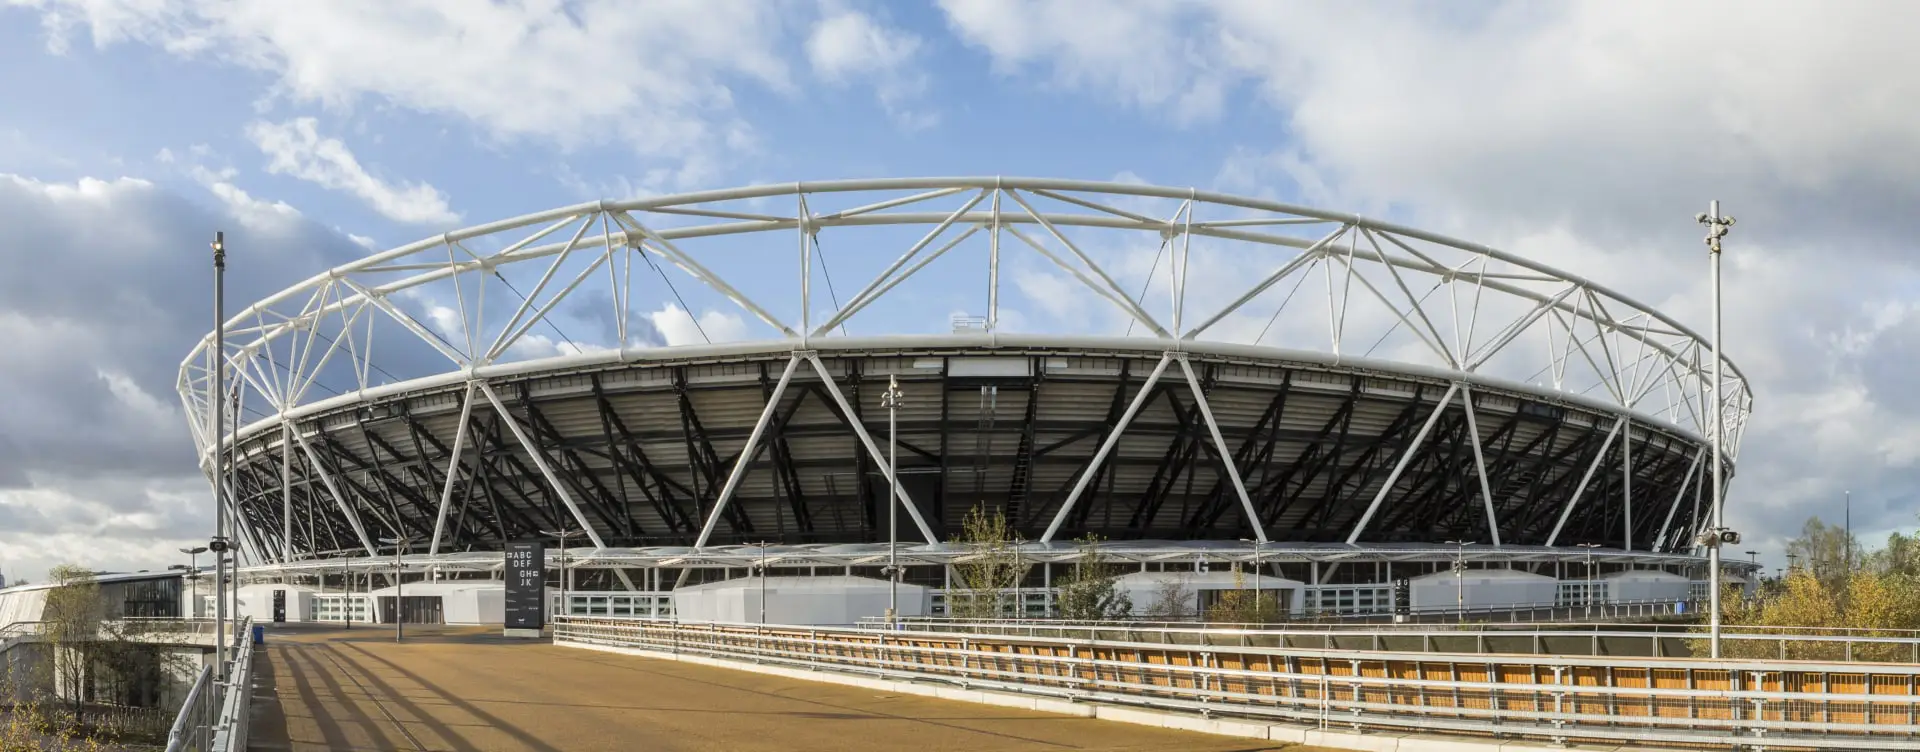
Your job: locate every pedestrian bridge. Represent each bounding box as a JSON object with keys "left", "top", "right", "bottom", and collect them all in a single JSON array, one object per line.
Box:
[{"left": 246, "top": 624, "right": 1274, "bottom": 752}]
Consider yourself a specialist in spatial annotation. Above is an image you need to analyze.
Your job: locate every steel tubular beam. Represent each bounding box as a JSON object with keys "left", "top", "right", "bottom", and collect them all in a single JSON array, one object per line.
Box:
[
  {"left": 1346, "top": 382, "right": 1461, "bottom": 544},
  {"left": 1459, "top": 386, "right": 1502, "bottom": 547},
  {"left": 804, "top": 354, "right": 939, "bottom": 544},
  {"left": 1175, "top": 356, "right": 1269, "bottom": 543},
  {"left": 694, "top": 355, "right": 802, "bottom": 548},
  {"left": 1655, "top": 449, "right": 1704, "bottom": 553},
  {"left": 429, "top": 383, "right": 478, "bottom": 555},
  {"left": 293, "top": 430, "right": 380, "bottom": 558},
  {"left": 1042, "top": 353, "right": 1174, "bottom": 543},
  {"left": 1546, "top": 418, "right": 1625, "bottom": 546},
  {"left": 477, "top": 381, "right": 609, "bottom": 549}
]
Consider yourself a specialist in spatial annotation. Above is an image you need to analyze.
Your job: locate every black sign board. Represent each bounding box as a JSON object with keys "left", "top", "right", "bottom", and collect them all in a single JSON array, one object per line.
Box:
[
  {"left": 505, "top": 540, "right": 546, "bottom": 631},
  {"left": 272, "top": 589, "right": 287, "bottom": 623}
]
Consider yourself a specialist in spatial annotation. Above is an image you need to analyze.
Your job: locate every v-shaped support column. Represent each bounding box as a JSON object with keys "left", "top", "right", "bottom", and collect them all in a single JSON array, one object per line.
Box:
[
  {"left": 1174, "top": 355, "right": 1271, "bottom": 544},
  {"left": 805, "top": 353, "right": 940, "bottom": 544},
  {"left": 1041, "top": 354, "right": 1173, "bottom": 543},
  {"left": 693, "top": 355, "right": 803, "bottom": 548}
]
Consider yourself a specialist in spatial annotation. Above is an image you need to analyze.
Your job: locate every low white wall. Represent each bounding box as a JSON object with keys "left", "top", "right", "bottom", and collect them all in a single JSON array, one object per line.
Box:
[
  {"left": 1602, "top": 570, "right": 1691, "bottom": 603},
  {"left": 673, "top": 576, "right": 926, "bottom": 625},
  {"left": 235, "top": 584, "right": 316, "bottom": 623},
  {"left": 1408, "top": 569, "right": 1557, "bottom": 612}
]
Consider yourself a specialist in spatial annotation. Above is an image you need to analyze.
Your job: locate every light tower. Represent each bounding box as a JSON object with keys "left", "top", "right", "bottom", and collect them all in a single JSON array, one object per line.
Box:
[{"left": 1695, "top": 202, "right": 1736, "bottom": 659}]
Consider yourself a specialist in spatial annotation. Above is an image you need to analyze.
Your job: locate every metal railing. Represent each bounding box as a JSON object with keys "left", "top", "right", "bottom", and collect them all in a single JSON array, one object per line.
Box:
[
  {"left": 164, "top": 617, "right": 253, "bottom": 752},
  {"left": 556, "top": 616, "right": 1920, "bottom": 751},
  {"left": 860, "top": 617, "right": 1920, "bottom": 663}
]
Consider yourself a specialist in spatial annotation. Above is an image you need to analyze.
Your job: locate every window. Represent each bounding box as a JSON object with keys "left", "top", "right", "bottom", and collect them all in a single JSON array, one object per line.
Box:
[{"left": 1304, "top": 586, "right": 1387, "bottom": 616}]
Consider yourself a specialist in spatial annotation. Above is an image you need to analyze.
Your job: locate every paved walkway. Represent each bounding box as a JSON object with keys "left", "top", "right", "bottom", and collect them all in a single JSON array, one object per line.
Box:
[{"left": 248, "top": 624, "right": 1310, "bottom": 752}]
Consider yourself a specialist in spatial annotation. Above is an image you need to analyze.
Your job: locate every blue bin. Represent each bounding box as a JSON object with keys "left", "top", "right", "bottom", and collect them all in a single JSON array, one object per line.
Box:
[{"left": 252, "top": 625, "right": 265, "bottom": 645}]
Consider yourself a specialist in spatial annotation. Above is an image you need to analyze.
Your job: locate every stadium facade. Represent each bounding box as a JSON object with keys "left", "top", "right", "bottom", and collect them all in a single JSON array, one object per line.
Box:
[{"left": 178, "top": 178, "right": 1755, "bottom": 618}]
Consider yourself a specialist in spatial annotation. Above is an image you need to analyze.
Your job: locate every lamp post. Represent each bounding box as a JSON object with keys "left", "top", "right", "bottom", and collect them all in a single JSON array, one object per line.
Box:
[
  {"left": 1446, "top": 541, "right": 1473, "bottom": 622},
  {"left": 745, "top": 541, "right": 775, "bottom": 623},
  {"left": 1576, "top": 543, "right": 1602, "bottom": 620},
  {"left": 1697, "top": 203, "right": 1735, "bottom": 658},
  {"left": 208, "top": 231, "right": 230, "bottom": 682},
  {"left": 179, "top": 546, "right": 207, "bottom": 618},
  {"left": 342, "top": 562, "right": 354, "bottom": 630},
  {"left": 380, "top": 536, "right": 408, "bottom": 642},
  {"left": 879, "top": 376, "right": 904, "bottom": 624},
  {"left": 1240, "top": 538, "right": 1266, "bottom": 623},
  {"left": 540, "top": 528, "right": 584, "bottom": 623}
]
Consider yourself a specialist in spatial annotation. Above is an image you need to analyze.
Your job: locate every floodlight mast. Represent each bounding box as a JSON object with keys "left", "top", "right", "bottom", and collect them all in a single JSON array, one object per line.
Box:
[
  {"left": 210, "top": 231, "right": 229, "bottom": 683},
  {"left": 880, "top": 376, "right": 904, "bottom": 624},
  {"left": 1697, "top": 201, "right": 1735, "bottom": 659}
]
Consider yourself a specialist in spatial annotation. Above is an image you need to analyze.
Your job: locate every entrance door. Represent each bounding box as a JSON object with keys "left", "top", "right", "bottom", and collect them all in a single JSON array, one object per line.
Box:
[{"left": 272, "top": 589, "right": 287, "bottom": 623}]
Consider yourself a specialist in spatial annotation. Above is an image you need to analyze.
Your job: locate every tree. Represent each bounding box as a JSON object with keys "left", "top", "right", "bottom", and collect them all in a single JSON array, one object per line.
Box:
[
  {"left": 1140, "top": 577, "right": 1191, "bottom": 620},
  {"left": 1053, "top": 535, "right": 1132, "bottom": 621},
  {"left": 1866, "top": 530, "right": 1920, "bottom": 578},
  {"left": 950, "top": 504, "right": 1029, "bottom": 620},
  {"left": 1203, "top": 567, "right": 1283, "bottom": 625},
  {"left": 1784, "top": 516, "right": 1858, "bottom": 592},
  {"left": 41, "top": 565, "right": 103, "bottom": 724}
]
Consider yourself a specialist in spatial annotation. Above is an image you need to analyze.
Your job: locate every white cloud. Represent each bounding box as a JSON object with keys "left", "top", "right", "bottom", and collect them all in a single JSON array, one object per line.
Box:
[
  {"left": 939, "top": 0, "right": 1229, "bottom": 121},
  {"left": 807, "top": 6, "right": 933, "bottom": 127},
  {"left": 647, "top": 303, "right": 748, "bottom": 347},
  {"left": 186, "top": 164, "right": 302, "bottom": 233},
  {"left": 246, "top": 117, "right": 458, "bottom": 224},
  {"left": 0, "top": 170, "right": 359, "bottom": 580},
  {"left": 18, "top": 0, "right": 799, "bottom": 167}
]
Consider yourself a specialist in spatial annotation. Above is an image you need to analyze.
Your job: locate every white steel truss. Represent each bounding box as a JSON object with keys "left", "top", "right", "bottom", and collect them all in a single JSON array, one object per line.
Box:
[{"left": 178, "top": 178, "right": 1753, "bottom": 554}]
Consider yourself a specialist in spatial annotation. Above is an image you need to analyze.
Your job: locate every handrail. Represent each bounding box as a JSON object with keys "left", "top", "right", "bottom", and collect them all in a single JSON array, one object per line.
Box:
[
  {"left": 555, "top": 617, "right": 1920, "bottom": 750},
  {"left": 860, "top": 617, "right": 1920, "bottom": 663},
  {"left": 164, "top": 616, "right": 254, "bottom": 752}
]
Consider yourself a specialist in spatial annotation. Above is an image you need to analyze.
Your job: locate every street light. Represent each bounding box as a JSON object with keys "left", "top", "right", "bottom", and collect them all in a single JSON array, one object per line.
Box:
[
  {"left": 879, "top": 375, "right": 904, "bottom": 624},
  {"left": 179, "top": 546, "right": 207, "bottom": 618},
  {"left": 1240, "top": 538, "right": 1266, "bottom": 623},
  {"left": 745, "top": 541, "right": 775, "bottom": 623},
  {"left": 540, "top": 527, "right": 584, "bottom": 623},
  {"left": 1445, "top": 541, "right": 1474, "bottom": 622},
  {"left": 1576, "top": 543, "right": 1602, "bottom": 620},
  {"left": 1696, "top": 202, "right": 1735, "bottom": 658},
  {"left": 379, "top": 536, "right": 409, "bottom": 642}
]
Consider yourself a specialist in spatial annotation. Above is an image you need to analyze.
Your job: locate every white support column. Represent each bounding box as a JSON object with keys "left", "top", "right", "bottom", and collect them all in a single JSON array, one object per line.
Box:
[
  {"left": 693, "top": 355, "right": 802, "bottom": 548},
  {"left": 1346, "top": 382, "right": 1462, "bottom": 544},
  {"left": 294, "top": 431, "right": 380, "bottom": 558},
  {"left": 1655, "top": 449, "right": 1704, "bottom": 553},
  {"left": 1545, "top": 418, "right": 1624, "bottom": 546},
  {"left": 1622, "top": 419, "right": 1634, "bottom": 551},
  {"left": 804, "top": 354, "right": 941, "bottom": 544},
  {"left": 1042, "top": 354, "right": 1173, "bottom": 543},
  {"left": 1459, "top": 386, "right": 1502, "bottom": 547},
  {"left": 988, "top": 183, "right": 1001, "bottom": 332},
  {"left": 1175, "top": 355, "right": 1269, "bottom": 543},
  {"left": 429, "top": 383, "right": 478, "bottom": 555},
  {"left": 281, "top": 423, "right": 294, "bottom": 562},
  {"left": 477, "top": 381, "right": 609, "bottom": 549}
]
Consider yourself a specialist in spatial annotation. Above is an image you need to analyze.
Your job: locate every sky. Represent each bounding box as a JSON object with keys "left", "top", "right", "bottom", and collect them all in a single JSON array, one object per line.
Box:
[{"left": 2, "top": 0, "right": 1918, "bottom": 583}]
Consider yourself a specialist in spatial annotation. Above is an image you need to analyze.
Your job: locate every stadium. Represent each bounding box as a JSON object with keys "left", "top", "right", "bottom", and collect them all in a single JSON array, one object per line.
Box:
[{"left": 177, "top": 177, "right": 1756, "bottom": 623}]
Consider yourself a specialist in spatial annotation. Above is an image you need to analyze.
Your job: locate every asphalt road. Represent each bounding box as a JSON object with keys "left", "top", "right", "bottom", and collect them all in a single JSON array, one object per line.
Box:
[{"left": 247, "top": 624, "right": 1317, "bottom": 752}]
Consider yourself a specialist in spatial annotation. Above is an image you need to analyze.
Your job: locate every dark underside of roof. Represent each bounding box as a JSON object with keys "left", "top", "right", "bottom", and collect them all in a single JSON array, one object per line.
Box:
[{"left": 225, "top": 351, "right": 1712, "bottom": 559}]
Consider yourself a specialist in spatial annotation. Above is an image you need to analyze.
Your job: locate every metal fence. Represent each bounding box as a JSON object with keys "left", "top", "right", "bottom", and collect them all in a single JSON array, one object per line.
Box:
[
  {"left": 164, "top": 617, "right": 253, "bottom": 752},
  {"left": 862, "top": 617, "right": 1920, "bottom": 663},
  {"left": 555, "top": 617, "right": 1920, "bottom": 751}
]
